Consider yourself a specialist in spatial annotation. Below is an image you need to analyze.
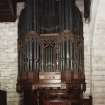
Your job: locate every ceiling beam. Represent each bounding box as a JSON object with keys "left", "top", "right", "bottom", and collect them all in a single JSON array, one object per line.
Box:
[{"left": 0, "top": 0, "right": 16, "bottom": 22}]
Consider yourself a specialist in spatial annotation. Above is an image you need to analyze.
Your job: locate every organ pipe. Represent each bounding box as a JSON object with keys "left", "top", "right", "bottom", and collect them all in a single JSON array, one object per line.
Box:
[{"left": 17, "top": 0, "right": 92, "bottom": 105}]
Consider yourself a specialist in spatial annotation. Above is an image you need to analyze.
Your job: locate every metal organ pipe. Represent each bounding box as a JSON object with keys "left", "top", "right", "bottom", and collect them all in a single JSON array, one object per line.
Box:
[
  {"left": 32, "top": 0, "right": 37, "bottom": 31},
  {"left": 18, "top": 0, "right": 84, "bottom": 73},
  {"left": 17, "top": 0, "right": 92, "bottom": 105}
]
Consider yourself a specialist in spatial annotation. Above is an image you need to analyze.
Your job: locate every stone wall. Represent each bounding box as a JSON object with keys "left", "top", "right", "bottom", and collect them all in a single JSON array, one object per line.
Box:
[
  {"left": 90, "top": 0, "right": 105, "bottom": 105},
  {"left": 84, "top": 0, "right": 105, "bottom": 105},
  {"left": 0, "top": 3, "right": 24, "bottom": 105},
  {"left": 0, "top": 21, "right": 20, "bottom": 105}
]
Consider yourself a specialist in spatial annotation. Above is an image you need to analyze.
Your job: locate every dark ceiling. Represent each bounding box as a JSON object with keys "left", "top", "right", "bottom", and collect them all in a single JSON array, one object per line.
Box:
[
  {"left": 0, "top": 0, "right": 90, "bottom": 22},
  {"left": 0, "top": 0, "right": 19, "bottom": 22}
]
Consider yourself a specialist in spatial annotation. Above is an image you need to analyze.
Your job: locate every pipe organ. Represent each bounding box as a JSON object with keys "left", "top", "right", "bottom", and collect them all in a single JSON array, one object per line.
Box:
[{"left": 17, "top": 0, "right": 92, "bottom": 105}]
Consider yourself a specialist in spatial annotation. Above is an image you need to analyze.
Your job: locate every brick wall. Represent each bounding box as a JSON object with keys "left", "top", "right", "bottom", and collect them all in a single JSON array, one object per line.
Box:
[
  {"left": 84, "top": 0, "right": 105, "bottom": 105},
  {"left": 0, "top": 3, "right": 24, "bottom": 105},
  {"left": 0, "top": 1, "right": 105, "bottom": 105},
  {"left": 0, "top": 22, "right": 20, "bottom": 105},
  {"left": 91, "top": 0, "right": 105, "bottom": 105}
]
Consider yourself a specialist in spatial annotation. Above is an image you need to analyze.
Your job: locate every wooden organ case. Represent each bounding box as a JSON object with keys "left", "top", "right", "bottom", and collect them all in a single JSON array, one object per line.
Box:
[{"left": 17, "top": 0, "right": 92, "bottom": 105}]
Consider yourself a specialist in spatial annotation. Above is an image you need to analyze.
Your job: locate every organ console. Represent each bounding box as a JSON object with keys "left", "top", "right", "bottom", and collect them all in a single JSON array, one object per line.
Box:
[{"left": 17, "top": 0, "right": 92, "bottom": 105}]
